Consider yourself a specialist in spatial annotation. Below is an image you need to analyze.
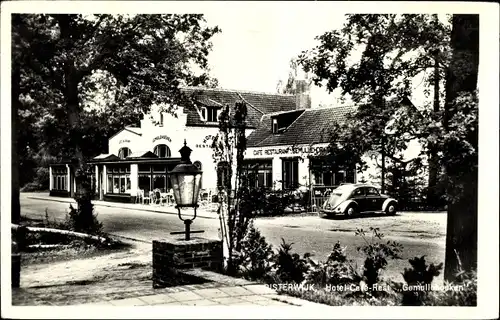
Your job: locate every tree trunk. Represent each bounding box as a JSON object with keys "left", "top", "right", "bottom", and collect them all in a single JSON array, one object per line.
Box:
[
  {"left": 443, "top": 14, "right": 479, "bottom": 281},
  {"left": 427, "top": 49, "right": 441, "bottom": 209},
  {"left": 64, "top": 58, "right": 95, "bottom": 231},
  {"left": 11, "top": 70, "right": 21, "bottom": 225}
]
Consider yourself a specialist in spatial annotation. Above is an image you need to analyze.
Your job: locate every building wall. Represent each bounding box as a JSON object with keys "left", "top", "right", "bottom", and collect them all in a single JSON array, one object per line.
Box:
[
  {"left": 109, "top": 129, "right": 143, "bottom": 157},
  {"left": 107, "top": 107, "right": 255, "bottom": 193},
  {"left": 246, "top": 143, "right": 331, "bottom": 189}
]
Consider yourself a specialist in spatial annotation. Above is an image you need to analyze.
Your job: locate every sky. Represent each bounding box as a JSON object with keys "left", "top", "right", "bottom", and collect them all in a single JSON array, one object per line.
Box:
[
  {"left": 201, "top": 8, "right": 436, "bottom": 108},
  {"left": 202, "top": 8, "right": 346, "bottom": 105}
]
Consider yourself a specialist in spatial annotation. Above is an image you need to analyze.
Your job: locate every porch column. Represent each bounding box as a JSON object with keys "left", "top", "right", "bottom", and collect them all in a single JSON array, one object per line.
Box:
[
  {"left": 66, "top": 164, "right": 71, "bottom": 193},
  {"left": 272, "top": 157, "right": 282, "bottom": 190},
  {"left": 298, "top": 157, "right": 310, "bottom": 188},
  {"left": 130, "top": 164, "right": 138, "bottom": 196},
  {"left": 49, "top": 166, "right": 53, "bottom": 190},
  {"left": 95, "top": 165, "right": 99, "bottom": 193},
  {"left": 103, "top": 165, "right": 107, "bottom": 195}
]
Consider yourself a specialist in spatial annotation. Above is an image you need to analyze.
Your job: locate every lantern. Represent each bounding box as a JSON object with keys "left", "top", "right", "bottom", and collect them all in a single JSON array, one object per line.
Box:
[{"left": 168, "top": 140, "right": 203, "bottom": 240}]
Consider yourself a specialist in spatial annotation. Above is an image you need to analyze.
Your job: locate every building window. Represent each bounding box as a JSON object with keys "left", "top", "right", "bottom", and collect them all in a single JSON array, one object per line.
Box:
[
  {"left": 200, "top": 107, "right": 207, "bottom": 120},
  {"left": 52, "top": 166, "right": 68, "bottom": 190},
  {"left": 282, "top": 158, "right": 299, "bottom": 189},
  {"left": 242, "top": 160, "right": 272, "bottom": 189},
  {"left": 200, "top": 106, "right": 220, "bottom": 123},
  {"left": 310, "top": 159, "right": 356, "bottom": 186},
  {"left": 107, "top": 165, "right": 131, "bottom": 194},
  {"left": 193, "top": 161, "right": 202, "bottom": 170},
  {"left": 138, "top": 164, "right": 172, "bottom": 194},
  {"left": 207, "top": 107, "right": 219, "bottom": 122},
  {"left": 272, "top": 118, "right": 278, "bottom": 133},
  {"left": 313, "top": 170, "right": 334, "bottom": 186},
  {"left": 153, "top": 144, "right": 171, "bottom": 158},
  {"left": 159, "top": 113, "right": 164, "bottom": 126},
  {"left": 118, "top": 147, "right": 132, "bottom": 159},
  {"left": 335, "top": 171, "right": 346, "bottom": 185}
]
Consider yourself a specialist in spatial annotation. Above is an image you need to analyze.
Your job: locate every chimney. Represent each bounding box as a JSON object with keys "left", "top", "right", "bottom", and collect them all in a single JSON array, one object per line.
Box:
[{"left": 294, "top": 79, "right": 311, "bottom": 109}]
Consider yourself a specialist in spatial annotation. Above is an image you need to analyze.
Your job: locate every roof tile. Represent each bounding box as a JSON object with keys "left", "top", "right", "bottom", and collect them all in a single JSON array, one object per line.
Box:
[
  {"left": 247, "top": 105, "right": 356, "bottom": 147},
  {"left": 181, "top": 87, "right": 297, "bottom": 127}
]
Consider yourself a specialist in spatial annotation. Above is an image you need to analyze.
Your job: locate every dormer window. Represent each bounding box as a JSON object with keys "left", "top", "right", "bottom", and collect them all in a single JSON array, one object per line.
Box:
[
  {"left": 271, "top": 110, "right": 305, "bottom": 134},
  {"left": 272, "top": 118, "right": 278, "bottom": 133},
  {"left": 207, "top": 107, "right": 219, "bottom": 122},
  {"left": 201, "top": 107, "right": 207, "bottom": 121},
  {"left": 200, "top": 106, "right": 219, "bottom": 123}
]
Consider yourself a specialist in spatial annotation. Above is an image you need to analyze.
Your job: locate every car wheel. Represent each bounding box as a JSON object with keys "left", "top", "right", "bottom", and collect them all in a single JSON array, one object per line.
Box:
[
  {"left": 385, "top": 202, "right": 397, "bottom": 215},
  {"left": 344, "top": 205, "right": 357, "bottom": 218}
]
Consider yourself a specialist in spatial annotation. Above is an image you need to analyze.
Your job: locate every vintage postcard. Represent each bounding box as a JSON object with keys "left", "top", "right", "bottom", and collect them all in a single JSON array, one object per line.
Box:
[{"left": 1, "top": 1, "right": 498, "bottom": 319}]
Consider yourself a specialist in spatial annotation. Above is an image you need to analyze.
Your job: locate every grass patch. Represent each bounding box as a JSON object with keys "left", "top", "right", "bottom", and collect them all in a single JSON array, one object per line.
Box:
[{"left": 16, "top": 214, "right": 132, "bottom": 266}]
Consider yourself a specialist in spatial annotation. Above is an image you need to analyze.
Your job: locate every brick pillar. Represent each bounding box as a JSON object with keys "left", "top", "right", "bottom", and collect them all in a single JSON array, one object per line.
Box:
[{"left": 152, "top": 238, "right": 223, "bottom": 288}]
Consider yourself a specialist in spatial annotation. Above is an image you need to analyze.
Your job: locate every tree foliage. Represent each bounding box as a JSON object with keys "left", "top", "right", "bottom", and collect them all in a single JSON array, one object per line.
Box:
[
  {"left": 298, "top": 14, "right": 452, "bottom": 202},
  {"left": 13, "top": 14, "right": 220, "bottom": 161},
  {"left": 12, "top": 14, "right": 220, "bottom": 226},
  {"left": 276, "top": 58, "right": 313, "bottom": 95},
  {"left": 205, "top": 101, "right": 252, "bottom": 275},
  {"left": 297, "top": 13, "right": 479, "bottom": 280}
]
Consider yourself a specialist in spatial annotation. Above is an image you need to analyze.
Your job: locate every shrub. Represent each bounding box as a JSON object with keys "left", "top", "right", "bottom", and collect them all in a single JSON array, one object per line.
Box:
[
  {"left": 233, "top": 223, "right": 275, "bottom": 280},
  {"left": 20, "top": 181, "right": 44, "bottom": 192},
  {"left": 274, "top": 239, "right": 310, "bottom": 283},
  {"left": 397, "top": 255, "right": 443, "bottom": 306},
  {"left": 355, "top": 227, "right": 403, "bottom": 291},
  {"left": 425, "top": 270, "right": 477, "bottom": 306},
  {"left": 20, "top": 167, "right": 50, "bottom": 192},
  {"left": 304, "top": 241, "right": 358, "bottom": 287},
  {"left": 66, "top": 200, "right": 103, "bottom": 235},
  {"left": 35, "top": 167, "right": 50, "bottom": 189}
]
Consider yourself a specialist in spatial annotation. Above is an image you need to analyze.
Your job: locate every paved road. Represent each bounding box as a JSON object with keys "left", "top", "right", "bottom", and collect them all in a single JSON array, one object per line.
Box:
[{"left": 19, "top": 193, "right": 447, "bottom": 283}]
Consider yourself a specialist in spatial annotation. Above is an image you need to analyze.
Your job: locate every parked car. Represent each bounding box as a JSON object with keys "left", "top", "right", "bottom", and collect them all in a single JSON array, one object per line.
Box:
[{"left": 319, "top": 184, "right": 398, "bottom": 218}]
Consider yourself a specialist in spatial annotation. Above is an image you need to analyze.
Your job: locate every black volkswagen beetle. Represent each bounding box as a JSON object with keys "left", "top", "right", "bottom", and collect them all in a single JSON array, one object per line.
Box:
[{"left": 319, "top": 184, "right": 398, "bottom": 218}]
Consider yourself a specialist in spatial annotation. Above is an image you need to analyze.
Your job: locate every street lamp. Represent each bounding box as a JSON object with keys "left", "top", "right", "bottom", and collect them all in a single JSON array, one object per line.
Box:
[{"left": 169, "top": 140, "right": 203, "bottom": 240}]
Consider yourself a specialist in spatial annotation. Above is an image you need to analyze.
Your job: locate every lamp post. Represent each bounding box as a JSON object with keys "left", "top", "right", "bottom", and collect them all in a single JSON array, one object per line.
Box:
[{"left": 169, "top": 140, "right": 204, "bottom": 241}]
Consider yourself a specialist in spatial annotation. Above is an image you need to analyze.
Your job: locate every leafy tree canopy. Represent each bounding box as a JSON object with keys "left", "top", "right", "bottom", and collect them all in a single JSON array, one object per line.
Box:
[
  {"left": 297, "top": 14, "right": 452, "bottom": 175},
  {"left": 12, "top": 14, "right": 221, "bottom": 161}
]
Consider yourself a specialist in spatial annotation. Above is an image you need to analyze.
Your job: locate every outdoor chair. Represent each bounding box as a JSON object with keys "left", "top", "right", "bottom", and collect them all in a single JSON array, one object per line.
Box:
[
  {"left": 142, "top": 190, "right": 151, "bottom": 205},
  {"left": 149, "top": 191, "right": 157, "bottom": 205},
  {"left": 135, "top": 189, "right": 143, "bottom": 204},
  {"left": 152, "top": 189, "right": 162, "bottom": 205},
  {"left": 166, "top": 189, "right": 174, "bottom": 206},
  {"left": 159, "top": 192, "right": 168, "bottom": 206}
]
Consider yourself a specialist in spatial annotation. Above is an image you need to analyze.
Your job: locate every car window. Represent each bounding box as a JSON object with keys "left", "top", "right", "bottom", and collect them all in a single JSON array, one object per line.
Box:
[
  {"left": 366, "top": 187, "right": 379, "bottom": 195},
  {"left": 352, "top": 188, "right": 364, "bottom": 196}
]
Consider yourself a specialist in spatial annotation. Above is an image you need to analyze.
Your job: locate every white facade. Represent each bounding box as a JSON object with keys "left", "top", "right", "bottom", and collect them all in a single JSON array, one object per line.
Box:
[
  {"left": 245, "top": 143, "right": 360, "bottom": 190},
  {"left": 106, "top": 106, "right": 255, "bottom": 195}
]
